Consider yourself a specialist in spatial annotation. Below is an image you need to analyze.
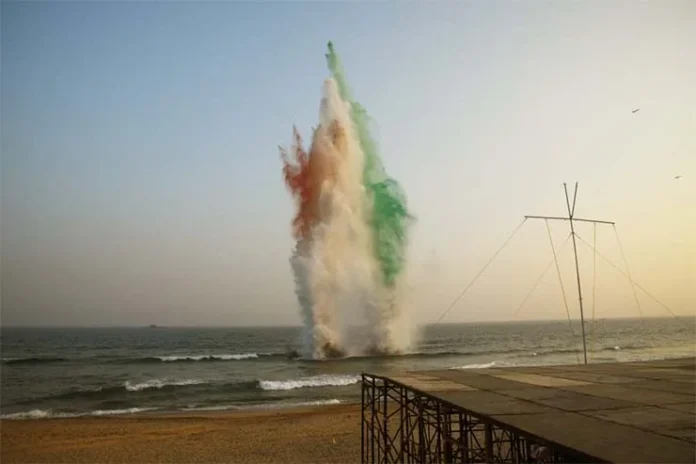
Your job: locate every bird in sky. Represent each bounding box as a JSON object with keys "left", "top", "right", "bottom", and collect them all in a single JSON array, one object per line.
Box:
[
  {"left": 674, "top": 175, "right": 683, "bottom": 180},
  {"left": 632, "top": 108, "right": 640, "bottom": 113}
]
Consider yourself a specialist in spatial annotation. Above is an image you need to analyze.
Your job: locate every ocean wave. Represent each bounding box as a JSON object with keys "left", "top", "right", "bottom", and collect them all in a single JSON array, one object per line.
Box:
[
  {"left": 17, "top": 375, "right": 352, "bottom": 405},
  {"left": 288, "top": 398, "right": 342, "bottom": 407},
  {"left": 2, "top": 344, "right": 656, "bottom": 367},
  {"left": 507, "top": 344, "right": 645, "bottom": 359},
  {"left": 354, "top": 350, "right": 474, "bottom": 360},
  {"left": 182, "top": 399, "right": 342, "bottom": 412},
  {"left": 0, "top": 400, "right": 345, "bottom": 420},
  {"left": 12, "top": 378, "right": 270, "bottom": 406},
  {"left": 124, "top": 379, "right": 206, "bottom": 392},
  {"left": 259, "top": 374, "right": 360, "bottom": 391},
  {"left": 90, "top": 407, "right": 157, "bottom": 416},
  {"left": 509, "top": 348, "right": 582, "bottom": 357},
  {"left": 0, "top": 349, "right": 547, "bottom": 366},
  {"left": 127, "top": 353, "right": 265, "bottom": 363},
  {"left": 161, "top": 353, "right": 259, "bottom": 361},
  {"left": 0, "top": 407, "right": 157, "bottom": 420},
  {"left": 450, "top": 361, "right": 497, "bottom": 369},
  {"left": 0, "top": 409, "right": 54, "bottom": 419},
  {"left": 2, "top": 357, "right": 67, "bottom": 365},
  {"left": 115, "top": 350, "right": 496, "bottom": 364}
]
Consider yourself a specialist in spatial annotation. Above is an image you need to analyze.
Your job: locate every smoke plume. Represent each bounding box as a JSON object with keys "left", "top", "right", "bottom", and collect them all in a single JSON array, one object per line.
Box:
[{"left": 280, "top": 44, "right": 413, "bottom": 359}]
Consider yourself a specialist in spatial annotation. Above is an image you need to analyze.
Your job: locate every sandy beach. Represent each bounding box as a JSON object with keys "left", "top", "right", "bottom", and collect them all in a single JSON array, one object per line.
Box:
[{"left": 1, "top": 404, "right": 361, "bottom": 463}]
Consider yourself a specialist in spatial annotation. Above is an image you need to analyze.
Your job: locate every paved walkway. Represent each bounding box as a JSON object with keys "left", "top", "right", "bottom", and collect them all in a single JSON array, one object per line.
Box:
[{"left": 396, "top": 357, "right": 695, "bottom": 463}]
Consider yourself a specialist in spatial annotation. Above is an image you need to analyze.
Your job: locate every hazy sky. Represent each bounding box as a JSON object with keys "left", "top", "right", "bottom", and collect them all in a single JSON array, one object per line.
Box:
[{"left": 2, "top": 1, "right": 694, "bottom": 327}]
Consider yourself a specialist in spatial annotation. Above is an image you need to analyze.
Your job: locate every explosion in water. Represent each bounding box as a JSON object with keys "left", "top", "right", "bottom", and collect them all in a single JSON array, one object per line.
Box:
[{"left": 280, "top": 43, "right": 413, "bottom": 359}]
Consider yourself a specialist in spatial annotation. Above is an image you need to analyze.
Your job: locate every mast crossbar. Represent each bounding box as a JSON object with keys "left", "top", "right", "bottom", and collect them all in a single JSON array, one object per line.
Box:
[{"left": 524, "top": 215, "right": 615, "bottom": 225}]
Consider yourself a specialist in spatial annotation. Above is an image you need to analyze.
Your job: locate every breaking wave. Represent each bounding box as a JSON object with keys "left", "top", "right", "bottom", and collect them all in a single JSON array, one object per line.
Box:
[
  {"left": 1, "top": 407, "right": 157, "bottom": 420},
  {"left": 3, "top": 344, "right": 652, "bottom": 367},
  {"left": 0, "top": 409, "right": 53, "bottom": 420},
  {"left": 450, "top": 361, "right": 498, "bottom": 370},
  {"left": 0, "top": 400, "right": 346, "bottom": 420},
  {"left": 182, "top": 399, "right": 342, "bottom": 412},
  {"left": 10, "top": 374, "right": 359, "bottom": 407},
  {"left": 259, "top": 374, "right": 360, "bottom": 391},
  {"left": 12, "top": 379, "right": 217, "bottom": 404},
  {"left": 129, "top": 353, "right": 264, "bottom": 363},
  {"left": 124, "top": 379, "right": 206, "bottom": 392},
  {"left": 2, "top": 357, "right": 67, "bottom": 365}
]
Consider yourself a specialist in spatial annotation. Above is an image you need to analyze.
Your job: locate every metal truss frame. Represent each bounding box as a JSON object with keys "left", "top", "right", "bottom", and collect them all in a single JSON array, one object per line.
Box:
[{"left": 361, "top": 374, "right": 604, "bottom": 464}]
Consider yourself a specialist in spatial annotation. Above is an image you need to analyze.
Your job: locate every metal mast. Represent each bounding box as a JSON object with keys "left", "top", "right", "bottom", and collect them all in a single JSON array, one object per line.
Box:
[{"left": 525, "top": 182, "right": 614, "bottom": 364}]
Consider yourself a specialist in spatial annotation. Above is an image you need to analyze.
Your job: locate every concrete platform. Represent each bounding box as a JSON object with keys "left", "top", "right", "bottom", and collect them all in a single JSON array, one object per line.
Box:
[{"left": 395, "top": 357, "right": 695, "bottom": 463}]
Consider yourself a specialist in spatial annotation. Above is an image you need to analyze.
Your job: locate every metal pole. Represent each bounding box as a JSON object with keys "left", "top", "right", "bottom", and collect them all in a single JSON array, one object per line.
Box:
[
  {"left": 383, "top": 382, "right": 388, "bottom": 464},
  {"left": 484, "top": 422, "right": 493, "bottom": 463},
  {"left": 564, "top": 183, "right": 588, "bottom": 364},
  {"left": 418, "top": 398, "right": 426, "bottom": 462},
  {"left": 371, "top": 379, "right": 376, "bottom": 464},
  {"left": 399, "top": 387, "right": 406, "bottom": 462},
  {"left": 571, "top": 182, "right": 579, "bottom": 216},
  {"left": 361, "top": 374, "right": 365, "bottom": 464}
]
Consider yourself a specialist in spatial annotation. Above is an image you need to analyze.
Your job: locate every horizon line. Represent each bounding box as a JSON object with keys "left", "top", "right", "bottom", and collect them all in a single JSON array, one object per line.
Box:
[{"left": 1, "top": 315, "right": 690, "bottom": 330}]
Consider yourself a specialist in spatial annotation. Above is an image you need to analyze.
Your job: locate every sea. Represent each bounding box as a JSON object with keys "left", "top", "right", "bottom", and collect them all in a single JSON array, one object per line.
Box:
[{"left": 1, "top": 317, "right": 694, "bottom": 420}]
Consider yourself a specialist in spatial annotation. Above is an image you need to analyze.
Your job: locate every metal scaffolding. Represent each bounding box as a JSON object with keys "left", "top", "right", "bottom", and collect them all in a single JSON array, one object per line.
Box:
[{"left": 361, "top": 374, "right": 603, "bottom": 464}]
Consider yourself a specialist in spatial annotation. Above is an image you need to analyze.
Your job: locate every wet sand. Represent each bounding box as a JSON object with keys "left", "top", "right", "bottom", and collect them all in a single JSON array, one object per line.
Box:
[{"left": 0, "top": 404, "right": 361, "bottom": 463}]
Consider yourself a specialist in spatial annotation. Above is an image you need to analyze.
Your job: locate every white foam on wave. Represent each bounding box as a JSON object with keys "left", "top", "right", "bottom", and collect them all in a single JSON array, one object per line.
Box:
[
  {"left": 1, "top": 407, "right": 157, "bottom": 420},
  {"left": 1, "top": 409, "right": 54, "bottom": 420},
  {"left": 182, "top": 399, "right": 342, "bottom": 412},
  {"left": 259, "top": 374, "right": 359, "bottom": 391},
  {"left": 182, "top": 404, "right": 238, "bottom": 412},
  {"left": 158, "top": 353, "right": 259, "bottom": 361},
  {"left": 218, "top": 353, "right": 259, "bottom": 360},
  {"left": 450, "top": 361, "right": 497, "bottom": 370},
  {"left": 124, "top": 379, "right": 205, "bottom": 392},
  {"left": 91, "top": 407, "right": 156, "bottom": 416},
  {"left": 1, "top": 398, "right": 346, "bottom": 420},
  {"left": 287, "top": 399, "right": 342, "bottom": 407}
]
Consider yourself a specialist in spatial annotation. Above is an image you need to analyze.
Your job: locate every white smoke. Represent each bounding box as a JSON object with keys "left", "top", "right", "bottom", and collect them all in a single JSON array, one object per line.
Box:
[
  {"left": 363, "top": 273, "right": 415, "bottom": 355},
  {"left": 291, "top": 79, "right": 376, "bottom": 359},
  {"left": 288, "top": 78, "right": 414, "bottom": 359},
  {"left": 290, "top": 240, "right": 315, "bottom": 358}
]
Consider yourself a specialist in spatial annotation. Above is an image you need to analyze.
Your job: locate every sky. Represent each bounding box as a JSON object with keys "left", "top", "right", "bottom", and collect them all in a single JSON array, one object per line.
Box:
[{"left": 1, "top": 1, "right": 694, "bottom": 327}]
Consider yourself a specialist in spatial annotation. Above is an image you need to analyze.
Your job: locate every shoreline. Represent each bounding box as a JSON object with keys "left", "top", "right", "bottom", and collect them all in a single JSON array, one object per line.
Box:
[
  {"left": 1, "top": 403, "right": 362, "bottom": 463},
  {"left": 1, "top": 398, "right": 358, "bottom": 421}
]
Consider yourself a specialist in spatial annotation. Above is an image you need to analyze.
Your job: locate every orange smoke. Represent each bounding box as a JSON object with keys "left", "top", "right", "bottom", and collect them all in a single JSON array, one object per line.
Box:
[
  {"left": 281, "top": 127, "right": 314, "bottom": 240},
  {"left": 280, "top": 121, "right": 348, "bottom": 241}
]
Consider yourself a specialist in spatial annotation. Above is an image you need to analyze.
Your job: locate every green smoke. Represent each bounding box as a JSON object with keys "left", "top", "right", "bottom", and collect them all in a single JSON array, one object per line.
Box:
[{"left": 326, "top": 42, "right": 412, "bottom": 288}]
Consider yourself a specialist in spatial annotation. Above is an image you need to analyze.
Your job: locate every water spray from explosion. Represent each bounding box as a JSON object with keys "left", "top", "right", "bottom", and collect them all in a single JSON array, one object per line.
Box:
[{"left": 280, "top": 43, "right": 413, "bottom": 359}]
